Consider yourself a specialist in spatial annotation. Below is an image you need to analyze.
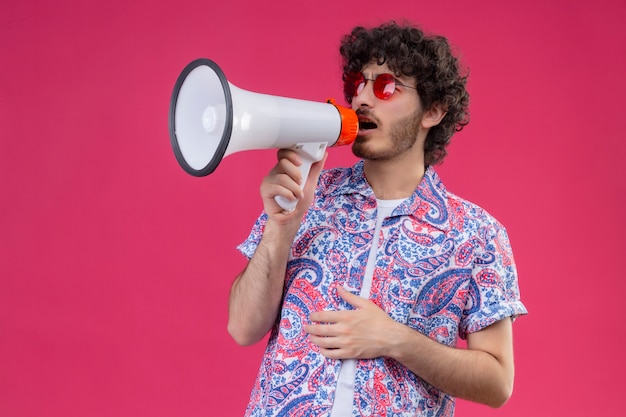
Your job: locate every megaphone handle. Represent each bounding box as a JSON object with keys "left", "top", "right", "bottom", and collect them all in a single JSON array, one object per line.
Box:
[{"left": 274, "top": 142, "right": 327, "bottom": 212}]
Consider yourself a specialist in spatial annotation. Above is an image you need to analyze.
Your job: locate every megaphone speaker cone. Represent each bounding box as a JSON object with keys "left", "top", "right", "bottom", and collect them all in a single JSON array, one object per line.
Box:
[{"left": 169, "top": 58, "right": 233, "bottom": 176}]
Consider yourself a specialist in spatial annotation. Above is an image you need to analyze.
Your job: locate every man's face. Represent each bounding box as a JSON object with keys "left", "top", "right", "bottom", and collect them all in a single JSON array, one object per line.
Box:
[{"left": 349, "top": 62, "right": 424, "bottom": 161}]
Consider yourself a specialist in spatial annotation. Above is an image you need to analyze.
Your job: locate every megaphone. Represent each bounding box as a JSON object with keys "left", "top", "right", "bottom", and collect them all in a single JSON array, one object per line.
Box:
[{"left": 169, "top": 58, "right": 358, "bottom": 211}]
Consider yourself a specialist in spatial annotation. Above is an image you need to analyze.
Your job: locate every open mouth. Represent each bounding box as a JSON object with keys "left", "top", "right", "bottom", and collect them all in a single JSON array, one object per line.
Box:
[{"left": 358, "top": 117, "right": 378, "bottom": 131}]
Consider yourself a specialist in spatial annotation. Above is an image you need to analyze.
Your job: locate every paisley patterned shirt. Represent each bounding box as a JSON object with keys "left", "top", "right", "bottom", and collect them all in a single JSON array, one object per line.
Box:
[{"left": 238, "top": 162, "right": 527, "bottom": 417}]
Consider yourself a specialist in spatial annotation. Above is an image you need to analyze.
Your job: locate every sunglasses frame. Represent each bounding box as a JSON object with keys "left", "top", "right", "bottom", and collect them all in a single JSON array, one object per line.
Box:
[{"left": 344, "top": 72, "right": 417, "bottom": 101}]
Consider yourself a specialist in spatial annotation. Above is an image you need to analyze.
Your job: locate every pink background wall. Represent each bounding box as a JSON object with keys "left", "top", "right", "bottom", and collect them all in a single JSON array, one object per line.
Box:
[{"left": 2, "top": 0, "right": 625, "bottom": 415}]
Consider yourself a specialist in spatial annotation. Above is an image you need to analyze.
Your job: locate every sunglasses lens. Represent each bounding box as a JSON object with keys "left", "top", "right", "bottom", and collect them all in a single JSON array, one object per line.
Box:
[
  {"left": 344, "top": 72, "right": 364, "bottom": 98},
  {"left": 344, "top": 72, "right": 397, "bottom": 100},
  {"left": 373, "top": 74, "right": 396, "bottom": 100}
]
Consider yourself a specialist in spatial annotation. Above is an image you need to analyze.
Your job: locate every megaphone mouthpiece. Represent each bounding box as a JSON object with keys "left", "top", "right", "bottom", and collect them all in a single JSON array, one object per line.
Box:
[{"left": 327, "top": 98, "right": 359, "bottom": 147}]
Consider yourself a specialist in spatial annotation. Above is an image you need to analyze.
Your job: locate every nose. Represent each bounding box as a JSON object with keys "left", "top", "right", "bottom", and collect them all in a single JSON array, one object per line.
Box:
[{"left": 350, "top": 81, "right": 375, "bottom": 109}]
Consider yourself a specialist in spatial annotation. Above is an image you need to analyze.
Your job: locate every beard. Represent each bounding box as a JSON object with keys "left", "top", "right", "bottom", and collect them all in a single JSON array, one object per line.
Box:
[{"left": 352, "top": 110, "right": 423, "bottom": 161}]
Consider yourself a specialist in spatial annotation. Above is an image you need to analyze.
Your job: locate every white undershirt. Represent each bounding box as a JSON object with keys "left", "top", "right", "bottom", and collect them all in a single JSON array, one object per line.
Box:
[{"left": 329, "top": 198, "right": 406, "bottom": 417}]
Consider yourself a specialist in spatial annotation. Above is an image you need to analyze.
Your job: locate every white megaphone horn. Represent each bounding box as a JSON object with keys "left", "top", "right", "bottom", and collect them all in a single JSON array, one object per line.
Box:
[{"left": 169, "top": 58, "right": 358, "bottom": 211}]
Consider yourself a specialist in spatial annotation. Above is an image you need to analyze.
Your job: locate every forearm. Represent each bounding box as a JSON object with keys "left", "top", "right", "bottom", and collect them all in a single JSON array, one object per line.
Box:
[
  {"left": 388, "top": 320, "right": 514, "bottom": 408},
  {"left": 227, "top": 220, "right": 299, "bottom": 346}
]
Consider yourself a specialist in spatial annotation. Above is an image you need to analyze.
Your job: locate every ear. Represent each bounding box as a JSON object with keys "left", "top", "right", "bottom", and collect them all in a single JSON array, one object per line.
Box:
[{"left": 421, "top": 103, "right": 447, "bottom": 129}]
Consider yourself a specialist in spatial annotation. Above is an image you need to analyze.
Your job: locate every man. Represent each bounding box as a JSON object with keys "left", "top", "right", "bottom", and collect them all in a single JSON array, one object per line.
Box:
[{"left": 228, "top": 21, "right": 527, "bottom": 417}]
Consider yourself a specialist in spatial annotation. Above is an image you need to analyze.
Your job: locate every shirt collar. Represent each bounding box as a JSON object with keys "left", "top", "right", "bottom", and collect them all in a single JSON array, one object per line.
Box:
[{"left": 335, "top": 161, "right": 451, "bottom": 232}]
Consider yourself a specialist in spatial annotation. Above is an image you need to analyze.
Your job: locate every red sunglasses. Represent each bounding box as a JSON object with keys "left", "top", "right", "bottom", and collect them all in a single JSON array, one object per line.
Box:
[{"left": 344, "top": 72, "right": 417, "bottom": 100}]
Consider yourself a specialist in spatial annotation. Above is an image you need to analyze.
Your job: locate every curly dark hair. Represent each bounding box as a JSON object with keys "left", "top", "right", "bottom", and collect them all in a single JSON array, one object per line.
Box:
[{"left": 340, "top": 21, "right": 470, "bottom": 165}]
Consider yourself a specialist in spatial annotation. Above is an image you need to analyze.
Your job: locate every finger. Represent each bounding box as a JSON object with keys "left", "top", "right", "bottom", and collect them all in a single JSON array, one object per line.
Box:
[
  {"left": 317, "top": 347, "right": 348, "bottom": 360},
  {"left": 309, "top": 310, "right": 346, "bottom": 323},
  {"left": 261, "top": 158, "right": 304, "bottom": 205},
  {"left": 309, "top": 333, "right": 336, "bottom": 345},
  {"left": 273, "top": 150, "right": 304, "bottom": 186},
  {"left": 305, "top": 323, "right": 338, "bottom": 337},
  {"left": 270, "top": 172, "right": 303, "bottom": 201},
  {"left": 337, "top": 286, "right": 368, "bottom": 308},
  {"left": 259, "top": 180, "right": 299, "bottom": 215},
  {"left": 274, "top": 156, "right": 304, "bottom": 190},
  {"left": 276, "top": 148, "right": 302, "bottom": 167}
]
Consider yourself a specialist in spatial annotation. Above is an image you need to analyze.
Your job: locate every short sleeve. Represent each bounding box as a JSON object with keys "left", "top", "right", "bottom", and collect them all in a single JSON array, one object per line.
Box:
[
  {"left": 460, "top": 221, "right": 528, "bottom": 338},
  {"left": 237, "top": 212, "right": 269, "bottom": 259}
]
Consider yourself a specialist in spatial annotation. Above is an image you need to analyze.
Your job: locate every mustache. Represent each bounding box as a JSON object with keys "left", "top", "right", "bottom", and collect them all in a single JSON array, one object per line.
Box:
[{"left": 355, "top": 108, "right": 379, "bottom": 123}]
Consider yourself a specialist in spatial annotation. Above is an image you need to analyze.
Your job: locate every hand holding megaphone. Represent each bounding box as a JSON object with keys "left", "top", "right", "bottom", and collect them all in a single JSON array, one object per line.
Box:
[{"left": 168, "top": 58, "right": 358, "bottom": 211}]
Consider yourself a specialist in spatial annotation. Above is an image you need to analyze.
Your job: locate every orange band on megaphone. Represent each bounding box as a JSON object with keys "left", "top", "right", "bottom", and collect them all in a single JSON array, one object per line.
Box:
[{"left": 327, "top": 99, "right": 358, "bottom": 146}]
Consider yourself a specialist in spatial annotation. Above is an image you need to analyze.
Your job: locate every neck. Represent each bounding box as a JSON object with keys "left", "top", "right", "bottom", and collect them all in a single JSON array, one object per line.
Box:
[{"left": 363, "top": 155, "right": 426, "bottom": 200}]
